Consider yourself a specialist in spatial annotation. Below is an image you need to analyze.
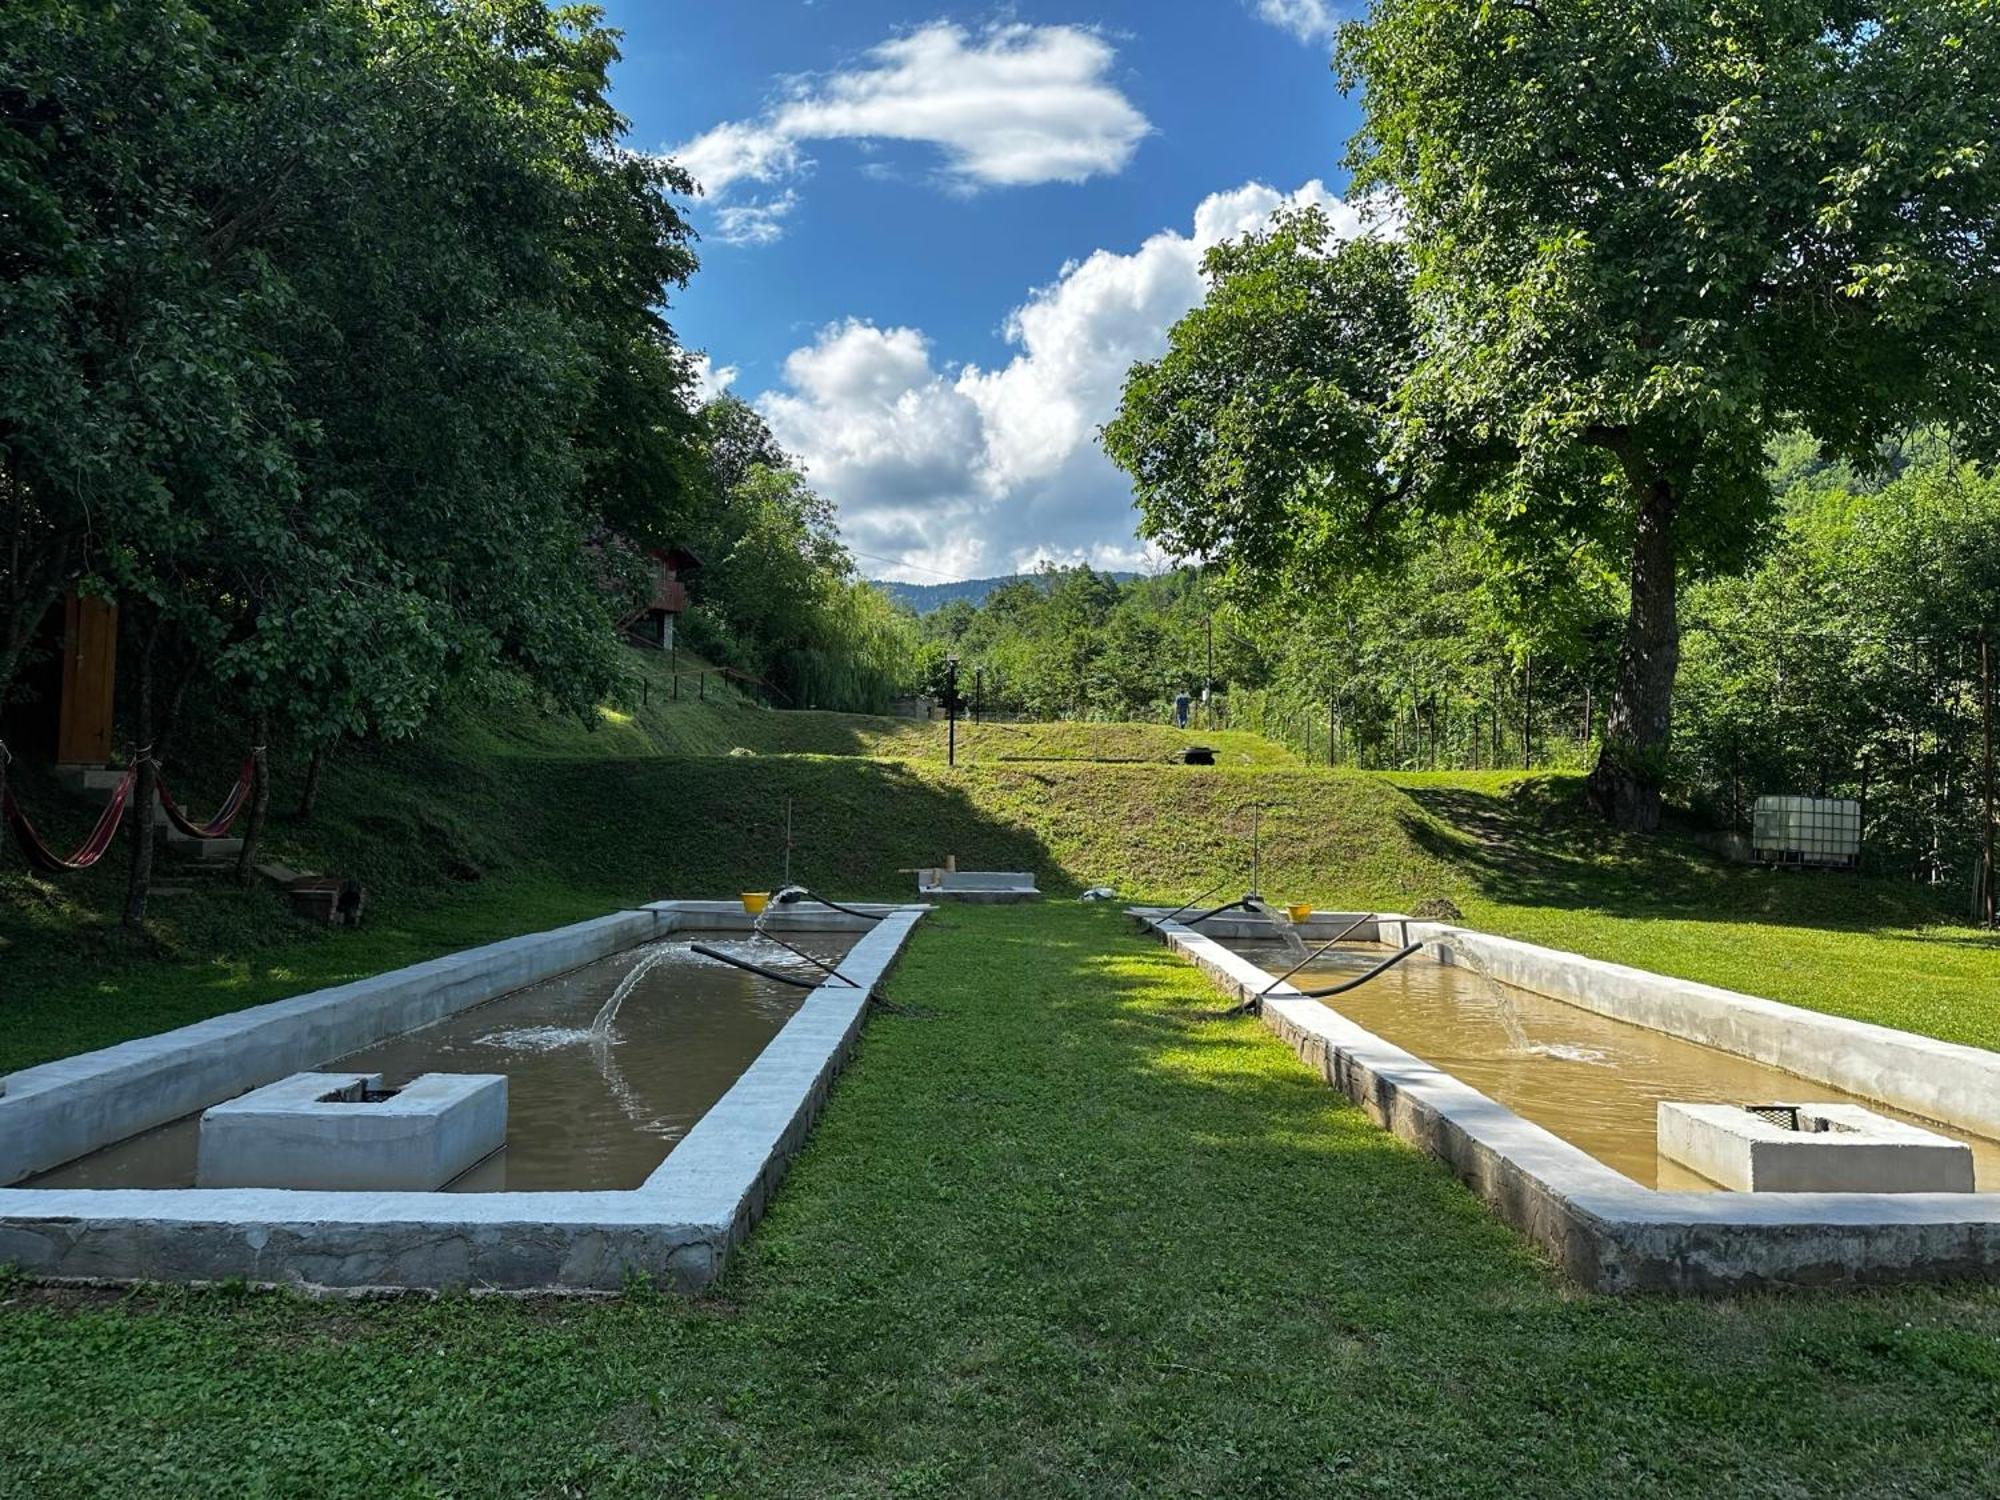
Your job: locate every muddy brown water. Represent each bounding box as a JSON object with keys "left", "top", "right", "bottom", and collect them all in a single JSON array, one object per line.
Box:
[
  {"left": 1225, "top": 937, "right": 2000, "bottom": 1191},
  {"left": 30, "top": 934, "right": 858, "bottom": 1192}
]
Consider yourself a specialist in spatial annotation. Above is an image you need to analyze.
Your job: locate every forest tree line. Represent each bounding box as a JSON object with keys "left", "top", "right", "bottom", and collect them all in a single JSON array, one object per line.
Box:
[
  {"left": 0, "top": 0, "right": 903, "bottom": 922},
  {"left": 912, "top": 444, "right": 2000, "bottom": 890}
]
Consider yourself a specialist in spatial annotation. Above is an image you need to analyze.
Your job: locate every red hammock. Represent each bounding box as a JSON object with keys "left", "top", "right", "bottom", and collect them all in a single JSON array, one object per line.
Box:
[
  {"left": 156, "top": 755, "right": 255, "bottom": 840},
  {"left": 2, "top": 763, "right": 138, "bottom": 875}
]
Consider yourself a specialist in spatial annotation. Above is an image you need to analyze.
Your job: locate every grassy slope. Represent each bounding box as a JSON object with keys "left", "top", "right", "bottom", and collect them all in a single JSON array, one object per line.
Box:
[
  {"left": 6, "top": 657, "right": 1998, "bottom": 1066},
  {"left": 5, "top": 906, "right": 2000, "bottom": 1498}
]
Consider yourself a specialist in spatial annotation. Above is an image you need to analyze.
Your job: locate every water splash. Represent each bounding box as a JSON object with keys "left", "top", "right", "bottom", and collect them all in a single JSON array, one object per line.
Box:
[
  {"left": 589, "top": 941, "right": 681, "bottom": 1042},
  {"left": 474, "top": 1025, "right": 595, "bottom": 1052},
  {"left": 1253, "top": 899, "right": 1312, "bottom": 962},
  {"left": 1524, "top": 1041, "right": 1612, "bottom": 1066}
]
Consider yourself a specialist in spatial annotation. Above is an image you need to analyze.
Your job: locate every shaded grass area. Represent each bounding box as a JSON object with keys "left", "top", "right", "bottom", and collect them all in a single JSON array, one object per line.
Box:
[
  {"left": 8, "top": 697, "right": 1998, "bottom": 1070},
  {"left": 6, "top": 906, "right": 2000, "bottom": 1498},
  {"left": 0, "top": 746, "right": 1450, "bottom": 1072}
]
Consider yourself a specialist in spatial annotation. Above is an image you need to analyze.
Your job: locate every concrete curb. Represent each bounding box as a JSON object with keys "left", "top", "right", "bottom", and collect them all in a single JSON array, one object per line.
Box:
[
  {"left": 0, "top": 901, "right": 929, "bottom": 1293},
  {"left": 1145, "top": 912, "right": 2000, "bottom": 1293}
]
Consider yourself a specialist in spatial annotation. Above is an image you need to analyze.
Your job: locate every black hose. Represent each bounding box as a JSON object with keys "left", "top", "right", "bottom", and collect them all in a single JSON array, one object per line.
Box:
[
  {"left": 750, "top": 927, "right": 859, "bottom": 987},
  {"left": 1182, "top": 897, "right": 1258, "bottom": 926},
  {"left": 1289, "top": 942, "right": 1425, "bottom": 999},
  {"left": 691, "top": 943, "right": 820, "bottom": 989},
  {"left": 778, "top": 886, "right": 885, "bottom": 923},
  {"left": 1258, "top": 913, "right": 1378, "bottom": 997},
  {"left": 1141, "top": 879, "right": 1230, "bottom": 931},
  {"left": 692, "top": 941, "right": 921, "bottom": 1016}
]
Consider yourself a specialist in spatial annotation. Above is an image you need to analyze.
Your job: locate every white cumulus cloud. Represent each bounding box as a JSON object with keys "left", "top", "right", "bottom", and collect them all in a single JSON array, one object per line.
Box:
[
  {"left": 1253, "top": 0, "right": 1343, "bottom": 46},
  {"left": 688, "top": 353, "right": 738, "bottom": 405},
  {"left": 712, "top": 190, "right": 798, "bottom": 248},
  {"left": 670, "top": 21, "right": 1150, "bottom": 245},
  {"left": 754, "top": 181, "right": 1364, "bottom": 581}
]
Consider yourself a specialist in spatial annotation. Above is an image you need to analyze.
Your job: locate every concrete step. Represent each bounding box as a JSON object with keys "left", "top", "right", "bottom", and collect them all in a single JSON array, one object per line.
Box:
[
  {"left": 163, "top": 831, "right": 243, "bottom": 860},
  {"left": 53, "top": 764, "right": 129, "bottom": 795},
  {"left": 254, "top": 862, "right": 322, "bottom": 887}
]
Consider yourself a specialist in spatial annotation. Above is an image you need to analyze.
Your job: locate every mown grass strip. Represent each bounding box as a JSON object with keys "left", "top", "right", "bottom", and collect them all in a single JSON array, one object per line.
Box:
[{"left": 4, "top": 905, "right": 2000, "bottom": 1498}]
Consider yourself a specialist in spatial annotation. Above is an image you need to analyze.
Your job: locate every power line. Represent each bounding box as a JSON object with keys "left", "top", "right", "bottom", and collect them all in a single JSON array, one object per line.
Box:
[{"left": 847, "top": 550, "right": 992, "bottom": 586}]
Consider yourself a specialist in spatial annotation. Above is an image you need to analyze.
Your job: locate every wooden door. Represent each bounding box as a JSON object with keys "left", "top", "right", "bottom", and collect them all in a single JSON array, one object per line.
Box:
[{"left": 56, "top": 592, "right": 118, "bottom": 765}]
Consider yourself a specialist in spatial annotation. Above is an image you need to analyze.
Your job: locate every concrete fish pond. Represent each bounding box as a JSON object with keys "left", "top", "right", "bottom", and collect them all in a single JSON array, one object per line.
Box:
[
  {"left": 1138, "top": 905, "right": 2000, "bottom": 1293},
  {"left": 0, "top": 899, "right": 928, "bottom": 1292}
]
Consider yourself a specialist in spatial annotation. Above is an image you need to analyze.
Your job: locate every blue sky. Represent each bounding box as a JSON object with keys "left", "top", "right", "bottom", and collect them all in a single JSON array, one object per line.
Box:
[{"left": 600, "top": 2, "right": 1367, "bottom": 581}]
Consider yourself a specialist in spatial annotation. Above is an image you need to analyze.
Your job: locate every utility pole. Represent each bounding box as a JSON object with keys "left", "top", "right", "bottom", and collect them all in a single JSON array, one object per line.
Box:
[
  {"left": 973, "top": 667, "right": 983, "bottom": 724},
  {"left": 1982, "top": 626, "right": 1995, "bottom": 927},
  {"left": 1328, "top": 693, "right": 1337, "bottom": 768}
]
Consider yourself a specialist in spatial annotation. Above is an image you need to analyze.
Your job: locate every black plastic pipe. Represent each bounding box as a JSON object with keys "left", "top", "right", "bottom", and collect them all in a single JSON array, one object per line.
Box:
[{"left": 1288, "top": 941, "right": 1425, "bottom": 999}]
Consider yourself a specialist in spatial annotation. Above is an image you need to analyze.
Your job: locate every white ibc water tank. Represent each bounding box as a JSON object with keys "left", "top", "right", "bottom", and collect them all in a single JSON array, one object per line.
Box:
[{"left": 1750, "top": 794, "right": 1861, "bottom": 868}]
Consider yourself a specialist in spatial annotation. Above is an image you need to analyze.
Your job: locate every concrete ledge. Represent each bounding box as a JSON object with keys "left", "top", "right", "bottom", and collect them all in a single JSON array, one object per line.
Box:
[
  {"left": 196, "top": 1072, "right": 509, "bottom": 1192},
  {"left": 916, "top": 871, "right": 1041, "bottom": 903},
  {"left": 0, "top": 902, "right": 929, "bottom": 1292},
  {"left": 640, "top": 907, "right": 928, "bottom": 1273},
  {"left": 0, "top": 905, "right": 675, "bottom": 1184},
  {"left": 1657, "top": 1102, "right": 1974, "bottom": 1194},
  {"left": 1383, "top": 918, "right": 2000, "bottom": 1144},
  {"left": 1151, "top": 916, "right": 2000, "bottom": 1293}
]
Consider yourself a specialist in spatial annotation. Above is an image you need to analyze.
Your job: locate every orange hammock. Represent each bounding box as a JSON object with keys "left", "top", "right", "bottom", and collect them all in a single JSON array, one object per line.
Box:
[
  {"left": 157, "top": 755, "right": 255, "bottom": 840},
  {"left": 3, "top": 762, "right": 138, "bottom": 875},
  {"left": 2, "top": 753, "right": 254, "bottom": 875}
]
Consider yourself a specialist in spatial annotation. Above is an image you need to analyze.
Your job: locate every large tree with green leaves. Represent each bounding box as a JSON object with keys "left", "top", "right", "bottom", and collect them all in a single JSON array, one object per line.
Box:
[
  {"left": 1, "top": 0, "right": 705, "bottom": 920},
  {"left": 1110, "top": 0, "right": 2000, "bottom": 827}
]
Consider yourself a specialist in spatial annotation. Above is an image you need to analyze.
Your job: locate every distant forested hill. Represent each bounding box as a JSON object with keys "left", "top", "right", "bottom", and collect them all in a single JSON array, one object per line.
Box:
[{"left": 876, "top": 573, "right": 1137, "bottom": 614}]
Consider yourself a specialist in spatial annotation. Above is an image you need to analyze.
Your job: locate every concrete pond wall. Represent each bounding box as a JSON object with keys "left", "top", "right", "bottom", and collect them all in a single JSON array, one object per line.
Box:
[
  {"left": 0, "top": 900, "right": 929, "bottom": 1294},
  {"left": 1135, "top": 907, "right": 2000, "bottom": 1293}
]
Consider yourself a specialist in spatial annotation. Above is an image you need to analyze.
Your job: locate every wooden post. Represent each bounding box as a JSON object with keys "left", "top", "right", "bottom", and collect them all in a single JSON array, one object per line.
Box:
[
  {"left": 1982, "top": 626, "right": 1995, "bottom": 927},
  {"left": 1522, "top": 651, "right": 1534, "bottom": 771},
  {"left": 234, "top": 717, "right": 270, "bottom": 884}
]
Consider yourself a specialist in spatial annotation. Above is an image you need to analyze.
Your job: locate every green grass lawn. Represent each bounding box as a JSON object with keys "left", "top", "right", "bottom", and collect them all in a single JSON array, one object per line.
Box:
[{"left": 6, "top": 905, "right": 2000, "bottom": 1498}]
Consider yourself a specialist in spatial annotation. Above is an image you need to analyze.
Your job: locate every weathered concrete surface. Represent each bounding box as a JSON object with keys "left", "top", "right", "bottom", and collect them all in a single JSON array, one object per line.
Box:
[
  {"left": 916, "top": 870, "right": 1041, "bottom": 903},
  {"left": 0, "top": 902, "right": 930, "bottom": 1293},
  {"left": 1657, "top": 1101, "right": 1974, "bottom": 1195},
  {"left": 639, "top": 905, "right": 927, "bottom": 1278},
  {"left": 1387, "top": 918, "right": 2000, "bottom": 1145},
  {"left": 196, "top": 1072, "right": 508, "bottom": 1192},
  {"left": 0, "top": 1189, "right": 719, "bottom": 1293},
  {"left": 0, "top": 905, "right": 673, "bottom": 1184},
  {"left": 1129, "top": 907, "right": 1385, "bottom": 945},
  {"left": 1151, "top": 915, "right": 2000, "bottom": 1293}
]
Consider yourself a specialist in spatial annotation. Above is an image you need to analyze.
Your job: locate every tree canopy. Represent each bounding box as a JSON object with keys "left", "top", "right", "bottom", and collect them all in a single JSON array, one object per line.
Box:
[{"left": 1108, "top": 0, "right": 2000, "bottom": 828}]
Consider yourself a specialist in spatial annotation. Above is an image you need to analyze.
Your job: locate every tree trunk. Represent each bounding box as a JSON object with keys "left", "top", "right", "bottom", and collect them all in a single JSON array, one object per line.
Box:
[
  {"left": 296, "top": 739, "right": 329, "bottom": 822},
  {"left": 1587, "top": 468, "right": 1680, "bottom": 830},
  {"left": 122, "top": 613, "right": 159, "bottom": 930},
  {"left": 234, "top": 716, "right": 270, "bottom": 884}
]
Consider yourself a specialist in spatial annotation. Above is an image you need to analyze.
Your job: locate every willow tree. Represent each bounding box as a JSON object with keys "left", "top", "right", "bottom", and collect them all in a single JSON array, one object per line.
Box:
[{"left": 1109, "top": 0, "right": 2000, "bottom": 828}]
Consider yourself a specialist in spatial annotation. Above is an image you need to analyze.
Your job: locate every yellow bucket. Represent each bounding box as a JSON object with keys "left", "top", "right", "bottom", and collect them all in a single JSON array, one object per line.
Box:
[
  {"left": 741, "top": 891, "right": 771, "bottom": 916},
  {"left": 1287, "top": 903, "right": 1315, "bottom": 924}
]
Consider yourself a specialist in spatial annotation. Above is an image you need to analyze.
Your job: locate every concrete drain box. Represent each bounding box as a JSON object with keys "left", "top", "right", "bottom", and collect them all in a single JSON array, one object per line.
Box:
[
  {"left": 1658, "top": 1101, "right": 1974, "bottom": 1194},
  {"left": 914, "top": 869, "right": 1040, "bottom": 903},
  {"left": 196, "top": 1071, "right": 506, "bottom": 1191}
]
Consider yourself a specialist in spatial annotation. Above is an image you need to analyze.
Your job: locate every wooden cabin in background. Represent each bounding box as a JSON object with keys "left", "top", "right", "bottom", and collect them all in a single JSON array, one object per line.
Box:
[
  {"left": 627, "top": 545, "right": 700, "bottom": 651},
  {"left": 0, "top": 591, "right": 118, "bottom": 770}
]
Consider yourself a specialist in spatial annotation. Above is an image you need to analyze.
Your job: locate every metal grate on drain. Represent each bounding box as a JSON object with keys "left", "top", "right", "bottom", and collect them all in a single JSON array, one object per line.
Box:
[{"left": 1745, "top": 1104, "right": 1854, "bottom": 1134}]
